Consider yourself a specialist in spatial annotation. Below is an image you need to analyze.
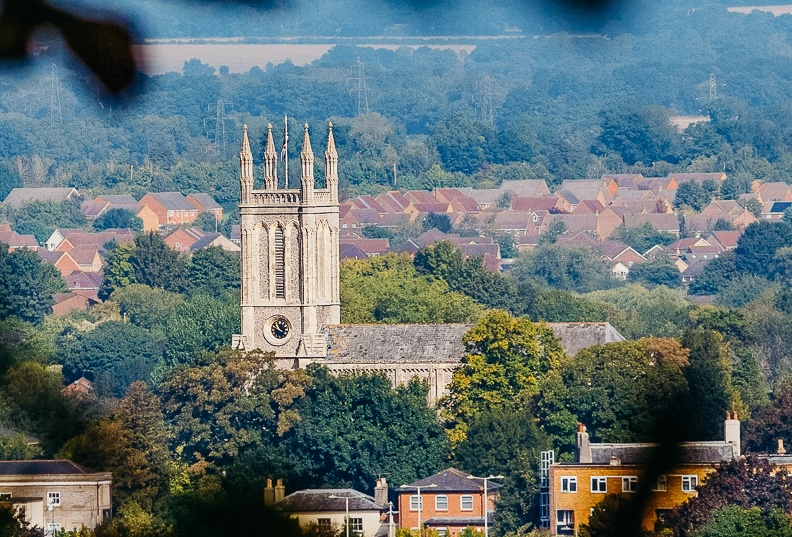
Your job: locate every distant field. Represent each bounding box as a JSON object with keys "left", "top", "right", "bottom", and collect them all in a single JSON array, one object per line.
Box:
[
  {"left": 728, "top": 4, "right": 792, "bottom": 15},
  {"left": 134, "top": 42, "right": 477, "bottom": 75}
]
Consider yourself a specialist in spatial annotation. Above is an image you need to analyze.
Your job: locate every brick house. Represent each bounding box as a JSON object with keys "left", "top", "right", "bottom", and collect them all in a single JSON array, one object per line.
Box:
[
  {"left": 138, "top": 192, "right": 199, "bottom": 228},
  {"left": 0, "top": 460, "right": 111, "bottom": 534},
  {"left": 186, "top": 193, "right": 223, "bottom": 221},
  {"left": 548, "top": 415, "right": 741, "bottom": 535},
  {"left": 398, "top": 468, "right": 501, "bottom": 537}
]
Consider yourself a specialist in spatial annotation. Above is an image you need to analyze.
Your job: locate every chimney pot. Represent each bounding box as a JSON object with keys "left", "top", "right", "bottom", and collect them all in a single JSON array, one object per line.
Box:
[
  {"left": 264, "top": 478, "right": 276, "bottom": 506},
  {"left": 275, "top": 478, "right": 286, "bottom": 502}
]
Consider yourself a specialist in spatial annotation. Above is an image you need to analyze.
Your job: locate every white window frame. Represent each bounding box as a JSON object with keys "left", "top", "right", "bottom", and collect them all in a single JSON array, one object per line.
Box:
[
  {"left": 556, "top": 510, "right": 574, "bottom": 527},
  {"left": 436, "top": 529, "right": 448, "bottom": 537},
  {"left": 460, "top": 495, "right": 474, "bottom": 511},
  {"left": 349, "top": 518, "right": 363, "bottom": 534},
  {"left": 409, "top": 495, "right": 422, "bottom": 511},
  {"left": 0, "top": 492, "right": 10, "bottom": 501},
  {"left": 435, "top": 495, "right": 448, "bottom": 511},
  {"left": 681, "top": 475, "right": 698, "bottom": 492},
  {"left": 622, "top": 476, "right": 638, "bottom": 493},
  {"left": 560, "top": 476, "right": 577, "bottom": 493},
  {"left": 47, "top": 491, "right": 61, "bottom": 507},
  {"left": 47, "top": 523, "right": 61, "bottom": 536},
  {"left": 653, "top": 475, "right": 667, "bottom": 492},
  {"left": 591, "top": 477, "right": 607, "bottom": 493}
]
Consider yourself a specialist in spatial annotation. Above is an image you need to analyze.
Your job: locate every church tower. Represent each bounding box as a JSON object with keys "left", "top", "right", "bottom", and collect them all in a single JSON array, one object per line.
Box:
[{"left": 234, "top": 122, "right": 341, "bottom": 362}]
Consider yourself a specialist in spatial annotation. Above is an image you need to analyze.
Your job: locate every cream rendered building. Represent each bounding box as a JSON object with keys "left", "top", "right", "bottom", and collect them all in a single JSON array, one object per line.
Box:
[{"left": 232, "top": 123, "right": 625, "bottom": 403}]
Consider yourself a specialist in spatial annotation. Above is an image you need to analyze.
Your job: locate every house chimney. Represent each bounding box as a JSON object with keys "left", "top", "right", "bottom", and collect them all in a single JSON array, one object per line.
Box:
[
  {"left": 264, "top": 479, "right": 275, "bottom": 505},
  {"left": 724, "top": 411, "right": 741, "bottom": 458},
  {"left": 374, "top": 478, "right": 388, "bottom": 506},
  {"left": 576, "top": 423, "right": 592, "bottom": 464},
  {"left": 275, "top": 479, "right": 286, "bottom": 502},
  {"left": 778, "top": 439, "right": 787, "bottom": 455}
]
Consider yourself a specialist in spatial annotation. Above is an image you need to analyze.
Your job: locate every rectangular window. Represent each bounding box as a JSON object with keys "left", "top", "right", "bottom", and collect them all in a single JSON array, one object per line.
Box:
[
  {"left": 556, "top": 510, "right": 574, "bottom": 527},
  {"left": 560, "top": 477, "right": 577, "bottom": 493},
  {"left": 274, "top": 227, "right": 285, "bottom": 298},
  {"left": 435, "top": 495, "right": 448, "bottom": 511},
  {"left": 409, "top": 495, "right": 422, "bottom": 511},
  {"left": 318, "top": 519, "right": 331, "bottom": 529},
  {"left": 591, "top": 477, "right": 607, "bottom": 493},
  {"left": 47, "top": 492, "right": 61, "bottom": 507},
  {"left": 0, "top": 493, "right": 10, "bottom": 501},
  {"left": 622, "top": 477, "right": 638, "bottom": 493},
  {"left": 436, "top": 530, "right": 447, "bottom": 537},
  {"left": 682, "top": 475, "right": 698, "bottom": 492},
  {"left": 460, "top": 495, "right": 474, "bottom": 511},
  {"left": 349, "top": 518, "right": 363, "bottom": 534},
  {"left": 653, "top": 475, "right": 667, "bottom": 492},
  {"left": 539, "top": 492, "right": 549, "bottom": 523},
  {"left": 47, "top": 523, "right": 61, "bottom": 535}
]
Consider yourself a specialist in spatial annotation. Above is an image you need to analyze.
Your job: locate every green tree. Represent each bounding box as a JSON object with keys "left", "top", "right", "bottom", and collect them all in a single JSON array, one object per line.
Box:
[
  {"left": 132, "top": 232, "right": 185, "bottom": 292},
  {"left": 454, "top": 408, "right": 550, "bottom": 535},
  {"left": 0, "top": 161, "right": 22, "bottom": 202},
  {"left": 690, "top": 506, "right": 792, "bottom": 537},
  {"left": 688, "top": 252, "right": 740, "bottom": 296},
  {"left": 185, "top": 246, "right": 240, "bottom": 298},
  {"left": 160, "top": 349, "right": 284, "bottom": 467},
  {"left": 611, "top": 223, "right": 676, "bottom": 253},
  {"left": 163, "top": 293, "right": 240, "bottom": 366},
  {"left": 93, "top": 207, "right": 143, "bottom": 231},
  {"left": 734, "top": 221, "right": 792, "bottom": 277},
  {"left": 56, "top": 321, "right": 164, "bottom": 397},
  {"left": 422, "top": 212, "right": 453, "bottom": 233},
  {"left": 99, "top": 241, "right": 137, "bottom": 300},
  {"left": 341, "top": 253, "right": 483, "bottom": 324},
  {"left": 414, "top": 241, "right": 521, "bottom": 313},
  {"left": 111, "top": 284, "right": 184, "bottom": 330},
  {"left": 538, "top": 220, "right": 566, "bottom": 245},
  {"left": 674, "top": 181, "right": 712, "bottom": 212},
  {"left": 511, "top": 244, "right": 618, "bottom": 293},
  {"left": 680, "top": 329, "right": 744, "bottom": 440},
  {"left": 8, "top": 199, "right": 87, "bottom": 244},
  {"left": 737, "top": 198, "right": 763, "bottom": 218},
  {"left": 743, "top": 379, "right": 792, "bottom": 454},
  {"left": 627, "top": 257, "right": 681, "bottom": 288},
  {"left": 0, "top": 244, "right": 66, "bottom": 324},
  {"left": 430, "top": 113, "right": 494, "bottom": 174},
  {"left": 283, "top": 366, "right": 449, "bottom": 492},
  {"left": 194, "top": 211, "right": 219, "bottom": 234},
  {"left": 440, "top": 310, "right": 564, "bottom": 446},
  {"left": 0, "top": 503, "right": 44, "bottom": 537},
  {"left": 540, "top": 338, "right": 690, "bottom": 448}
]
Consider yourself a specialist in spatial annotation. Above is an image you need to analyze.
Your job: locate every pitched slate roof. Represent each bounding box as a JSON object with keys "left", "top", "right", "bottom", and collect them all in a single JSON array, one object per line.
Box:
[
  {"left": 340, "top": 243, "right": 369, "bottom": 260},
  {"left": 187, "top": 193, "right": 222, "bottom": 210},
  {"left": 323, "top": 325, "right": 472, "bottom": 364},
  {"left": 0, "top": 460, "right": 97, "bottom": 475},
  {"left": 404, "top": 468, "right": 501, "bottom": 492},
  {"left": 546, "top": 323, "right": 625, "bottom": 356},
  {"left": 499, "top": 179, "right": 550, "bottom": 198},
  {"left": 3, "top": 187, "right": 78, "bottom": 208},
  {"left": 588, "top": 441, "right": 736, "bottom": 465},
  {"left": 275, "top": 489, "right": 383, "bottom": 512},
  {"left": 146, "top": 192, "right": 195, "bottom": 211},
  {"left": 96, "top": 194, "right": 137, "bottom": 205}
]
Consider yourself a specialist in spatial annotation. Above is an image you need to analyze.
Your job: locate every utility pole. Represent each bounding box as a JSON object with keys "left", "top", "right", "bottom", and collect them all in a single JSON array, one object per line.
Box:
[{"left": 49, "top": 64, "right": 62, "bottom": 127}]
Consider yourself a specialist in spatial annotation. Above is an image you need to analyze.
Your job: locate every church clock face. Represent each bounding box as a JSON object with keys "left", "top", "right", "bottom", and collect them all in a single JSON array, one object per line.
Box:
[{"left": 265, "top": 315, "right": 293, "bottom": 346}]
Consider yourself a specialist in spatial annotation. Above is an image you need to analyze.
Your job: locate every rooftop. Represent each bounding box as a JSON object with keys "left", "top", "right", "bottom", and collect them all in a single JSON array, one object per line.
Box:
[{"left": 275, "top": 489, "right": 383, "bottom": 512}]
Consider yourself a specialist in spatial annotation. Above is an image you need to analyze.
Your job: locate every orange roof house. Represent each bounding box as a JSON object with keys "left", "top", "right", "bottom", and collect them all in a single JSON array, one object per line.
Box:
[
  {"left": 187, "top": 193, "right": 223, "bottom": 221},
  {"left": 164, "top": 227, "right": 205, "bottom": 253},
  {"left": 139, "top": 192, "right": 199, "bottom": 228}
]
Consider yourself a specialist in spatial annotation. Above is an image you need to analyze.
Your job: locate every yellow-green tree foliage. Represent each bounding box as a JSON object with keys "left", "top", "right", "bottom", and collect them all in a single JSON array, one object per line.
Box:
[
  {"left": 440, "top": 310, "right": 565, "bottom": 446},
  {"left": 340, "top": 253, "right": 483, "bottom": 324}
]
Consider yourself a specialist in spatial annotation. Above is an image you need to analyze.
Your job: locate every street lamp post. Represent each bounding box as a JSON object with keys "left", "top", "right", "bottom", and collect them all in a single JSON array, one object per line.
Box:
[
  {"left": 399, "top": 483, "right": 437, "bottom": 535},
  {"left": 466, "top": 474, "right": 504, "bottom": 537},
  {"left": 328, "top": 493, "right": 359, "bottom": 537}
]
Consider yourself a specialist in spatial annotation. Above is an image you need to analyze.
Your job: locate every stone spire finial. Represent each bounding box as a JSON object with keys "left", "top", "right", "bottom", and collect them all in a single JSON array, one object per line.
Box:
[
  {"left": 264, "top": 123, "right": 278, "bottom": 190},
  {"left": 300, "top": 123, "right": 314, "bottom": 202},
  {"left": 240, "top": 124, "right": 253, "bottom": 203},
  {"left": 325, "top": 122, "right": 338, "bottom": 202}
]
